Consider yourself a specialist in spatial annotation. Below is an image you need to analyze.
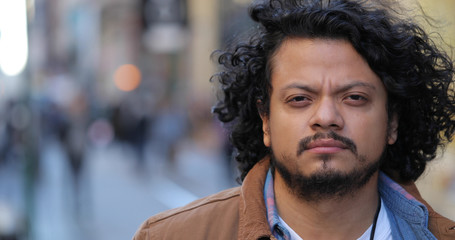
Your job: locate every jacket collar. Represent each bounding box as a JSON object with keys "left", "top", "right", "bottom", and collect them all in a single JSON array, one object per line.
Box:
[{"left": 238, "top": 157, "right": 274, "bottom": 240}]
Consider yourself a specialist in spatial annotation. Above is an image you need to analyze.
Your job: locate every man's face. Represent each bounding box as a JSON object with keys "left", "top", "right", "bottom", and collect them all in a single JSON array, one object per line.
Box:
[{"left": 261, "top": 38, "right": 398, "bottom": 200}]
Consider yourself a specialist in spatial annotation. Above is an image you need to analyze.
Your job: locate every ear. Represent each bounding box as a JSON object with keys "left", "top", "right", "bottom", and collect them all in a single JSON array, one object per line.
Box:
[
  {"left": 258, "top": 101, "right": 271, "bottom": 147},
  {"left": 387, "top": 114, "right": 399, "bottom": 145},
  {"left": 260, "top": 113, "right": 271, "bottom": 147}
]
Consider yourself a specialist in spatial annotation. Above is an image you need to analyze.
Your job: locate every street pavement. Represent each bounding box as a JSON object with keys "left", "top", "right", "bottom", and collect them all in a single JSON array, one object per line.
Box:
[{"left": 30, "top": 139, "right": 236, "bottom": 240}]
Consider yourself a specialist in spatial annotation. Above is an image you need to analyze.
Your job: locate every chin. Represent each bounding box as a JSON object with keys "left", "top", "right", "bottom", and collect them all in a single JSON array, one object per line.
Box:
[
  {"left": 303, "top": 155, "right": 359, "bottom": 174},
  {"left": 272, "top": 153, "right": 381, "bottom": 201}
]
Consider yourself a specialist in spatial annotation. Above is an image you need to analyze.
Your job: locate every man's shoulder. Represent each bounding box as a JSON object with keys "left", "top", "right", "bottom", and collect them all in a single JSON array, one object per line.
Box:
[
  {"left": 133, "top": 186, "right": 242, "bottom": 240},
  {"left": 147, "top": 186, "right": 240, "bottom": 223},
  {"left": 379, "top": 173, "right": 455, "bottom": 239}
]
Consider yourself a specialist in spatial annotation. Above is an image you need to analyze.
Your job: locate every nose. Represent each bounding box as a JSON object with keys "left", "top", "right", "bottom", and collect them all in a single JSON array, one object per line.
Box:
[{"left": 309, "top": 98, "right": 344, "bottom": 131}]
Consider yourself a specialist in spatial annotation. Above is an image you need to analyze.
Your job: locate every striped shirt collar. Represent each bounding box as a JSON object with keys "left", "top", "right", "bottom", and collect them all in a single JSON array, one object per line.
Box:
[{"left": 264, "top": 169, "right": 291, "bottom": 240}]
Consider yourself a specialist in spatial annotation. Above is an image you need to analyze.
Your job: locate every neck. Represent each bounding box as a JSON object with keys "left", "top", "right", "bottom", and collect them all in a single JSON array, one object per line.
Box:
[{"left": 274, "top": 170, "right": 380, "bottom": 240}]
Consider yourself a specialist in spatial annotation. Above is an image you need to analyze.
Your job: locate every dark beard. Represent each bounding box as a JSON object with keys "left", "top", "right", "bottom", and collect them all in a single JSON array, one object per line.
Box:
[{"left": 271, "top": 149, "right": 385, "bottom": 203}]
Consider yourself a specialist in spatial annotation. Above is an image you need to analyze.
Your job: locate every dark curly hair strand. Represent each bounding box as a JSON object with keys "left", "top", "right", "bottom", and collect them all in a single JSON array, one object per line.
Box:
[{"left": 211, "top": 0, "right": 455, "bottom": 182}]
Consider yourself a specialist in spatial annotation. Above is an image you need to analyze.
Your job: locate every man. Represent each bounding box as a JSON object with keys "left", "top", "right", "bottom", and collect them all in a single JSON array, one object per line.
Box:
[{"left": 133, "top": 0, "right": 455, "bottom": 239}]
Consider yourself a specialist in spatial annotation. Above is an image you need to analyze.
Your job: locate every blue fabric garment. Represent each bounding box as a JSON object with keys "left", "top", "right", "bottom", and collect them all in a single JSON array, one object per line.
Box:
[
  {"left": 264, "top": 170, "right": 438, "bottom": 240},
  {"left": 378, "top": 172, "right": 437, "bottom": 240},
  {"left": 264, "top": 169, "right": 291, "bottom": 240}
]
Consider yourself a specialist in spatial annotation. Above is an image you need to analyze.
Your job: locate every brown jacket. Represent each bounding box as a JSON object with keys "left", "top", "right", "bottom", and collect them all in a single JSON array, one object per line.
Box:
[{"left": 132, "top": 158, "right": 455, "bottom": 240}]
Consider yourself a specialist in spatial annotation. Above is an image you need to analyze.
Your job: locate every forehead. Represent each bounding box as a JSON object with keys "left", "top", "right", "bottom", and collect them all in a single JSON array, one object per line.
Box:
[{"left": 269, "top": 38, "right": 382, "bottom": 90}]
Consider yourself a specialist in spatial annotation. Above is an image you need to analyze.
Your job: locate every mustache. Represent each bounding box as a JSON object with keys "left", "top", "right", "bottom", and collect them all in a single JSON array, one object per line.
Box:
[{"left": 297, "top": 131, "right": 357, "bottom": 156}]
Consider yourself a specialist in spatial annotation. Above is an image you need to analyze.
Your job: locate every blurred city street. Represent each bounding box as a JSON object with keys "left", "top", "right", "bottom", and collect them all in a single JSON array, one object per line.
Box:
[
  {"left": 0, "top": 0, "right": 453, "bottom": 239},
  {"left": 30, "top": 136, "right": 236, "bottom": 240}
]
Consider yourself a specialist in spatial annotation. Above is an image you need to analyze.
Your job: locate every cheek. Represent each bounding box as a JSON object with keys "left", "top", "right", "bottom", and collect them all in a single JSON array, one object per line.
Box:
[
  {"left": 268, "top": 112, "right": 305, "bottom": 154},
  {"left": 352, "top": 113, "right": 389, "bottom": 156}
]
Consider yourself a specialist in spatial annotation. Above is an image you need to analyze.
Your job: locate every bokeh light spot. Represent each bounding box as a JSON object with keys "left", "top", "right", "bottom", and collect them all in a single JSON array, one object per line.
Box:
[{"left": 113, "top": 64, "right": 142, "bottom": 92}]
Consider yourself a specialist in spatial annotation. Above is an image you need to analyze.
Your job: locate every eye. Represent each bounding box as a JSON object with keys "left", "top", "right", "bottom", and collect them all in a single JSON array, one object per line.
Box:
[
  {"left": 347, "top": 95, "right": 365, "bottom": 101},
  {"left": 290, "top": 96, "right": 308, "bottom": 102},
  {"left": 344, "top": 94, "right": 368, "bottom": 106},
  {"left": 286, "top": 95, "right": 312, "bottom": 107}
]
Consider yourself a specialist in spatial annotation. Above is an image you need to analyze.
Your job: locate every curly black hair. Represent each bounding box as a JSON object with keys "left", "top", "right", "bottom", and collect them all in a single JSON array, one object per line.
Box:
[{"left": 211, "top": 0, "right": 455, "bottom": 182}]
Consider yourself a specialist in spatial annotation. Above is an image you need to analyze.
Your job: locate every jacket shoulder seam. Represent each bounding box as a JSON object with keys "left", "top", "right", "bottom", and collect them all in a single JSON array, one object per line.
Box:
[{"left": 146, "top": 188, "right": 241, "bottom": 225}]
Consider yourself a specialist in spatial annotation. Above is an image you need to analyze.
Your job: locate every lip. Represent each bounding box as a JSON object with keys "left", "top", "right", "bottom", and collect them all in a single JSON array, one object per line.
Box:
[{"left": 305, "top": 139, "right": 348, "bottom": 154}]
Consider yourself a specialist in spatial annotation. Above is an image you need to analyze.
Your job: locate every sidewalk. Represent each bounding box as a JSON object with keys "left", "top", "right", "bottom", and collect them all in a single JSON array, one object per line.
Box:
[{"left": 31, "top": 139, "right": 236, "bottom": 240}]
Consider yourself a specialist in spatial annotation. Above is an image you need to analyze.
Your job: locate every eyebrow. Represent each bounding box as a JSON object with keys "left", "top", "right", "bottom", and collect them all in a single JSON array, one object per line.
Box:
[
  {"left": 280, "top": 81, "right": 376, "bottom": 94},
  {"left": 335, "top": 82, "right": 376, "bottom": 93},
  {"left": 280, "top": 83, "right": 318, "bottom": 94}
]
